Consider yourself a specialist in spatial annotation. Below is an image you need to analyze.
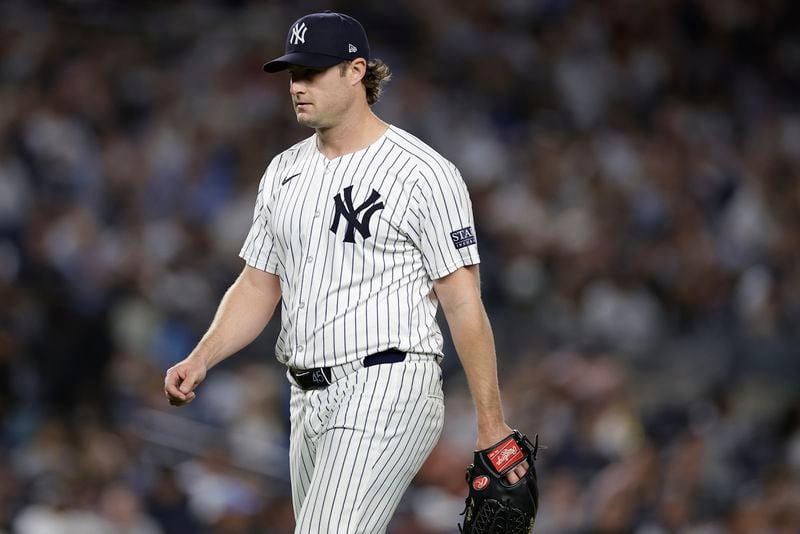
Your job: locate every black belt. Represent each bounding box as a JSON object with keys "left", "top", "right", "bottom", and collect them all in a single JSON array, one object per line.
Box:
[{"left": 289, "top": 348, "right": 406, "bottom": 390}]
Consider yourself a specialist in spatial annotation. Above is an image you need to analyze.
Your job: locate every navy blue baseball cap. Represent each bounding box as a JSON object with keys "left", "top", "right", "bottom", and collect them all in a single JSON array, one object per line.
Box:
[{"left": 263, "top": 11, "right": 371, "bottom": 73}]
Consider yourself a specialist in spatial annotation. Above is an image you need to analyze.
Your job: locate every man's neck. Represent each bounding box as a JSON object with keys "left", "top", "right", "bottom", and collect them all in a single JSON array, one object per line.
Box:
[{"left": 316, "top": 107, "right": 388, "bottom": 160}]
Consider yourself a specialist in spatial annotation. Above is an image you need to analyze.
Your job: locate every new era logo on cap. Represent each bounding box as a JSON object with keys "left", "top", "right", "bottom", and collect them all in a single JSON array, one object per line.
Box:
[{"left": 263, "top": 11, "right": 371, "bottom": 73}]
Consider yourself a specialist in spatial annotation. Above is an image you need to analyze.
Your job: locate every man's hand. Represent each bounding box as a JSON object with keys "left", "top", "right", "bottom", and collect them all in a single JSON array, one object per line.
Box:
[
  {"left": 164, "top": 356, "right": 208, "bottom": 407},
  {"left": 161, "top": 265, "right": 281, "bottom": 408},
  {"left": 477, "top": 423, "right": 529, "bottom": 484}
]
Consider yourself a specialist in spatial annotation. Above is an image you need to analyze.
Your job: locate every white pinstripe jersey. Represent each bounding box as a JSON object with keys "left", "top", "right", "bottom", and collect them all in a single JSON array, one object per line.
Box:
[{"left": 239, "top": 125, "right": 480, "bottom": 369}]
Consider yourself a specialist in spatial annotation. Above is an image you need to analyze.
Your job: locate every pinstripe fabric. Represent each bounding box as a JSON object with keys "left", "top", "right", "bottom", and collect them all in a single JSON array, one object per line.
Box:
[
  {"left": 289, "top": 359, "right": 444, "bottom": 534},
  {"left": 239, "top": 125, "right": 480, "bottom": 369}
]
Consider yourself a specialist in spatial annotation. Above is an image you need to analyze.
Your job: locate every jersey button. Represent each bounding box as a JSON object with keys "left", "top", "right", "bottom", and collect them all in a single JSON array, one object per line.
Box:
[
  {"left": 306, "top": 256, "right": 313, "bottom": 263},
  {"left": 298, "top": 302, "right": 305, "bottom": 309},
  {"left": 314, "top": 211, "right": 321, "bottom": 218},
  {"left": 298, "top": 345, "right": 304, "bottom": 352}
]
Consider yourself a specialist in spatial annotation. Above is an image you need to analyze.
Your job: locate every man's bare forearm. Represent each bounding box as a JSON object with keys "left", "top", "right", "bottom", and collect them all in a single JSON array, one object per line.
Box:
[
  {"left": 435, "top": 265, "right": 506, "bottom": 436},
  {"left": 191, "top": 265, "right": 281, "bottom": 369},
  {"left": 443, "top": 295, "right": 506, "bottom": 433}
]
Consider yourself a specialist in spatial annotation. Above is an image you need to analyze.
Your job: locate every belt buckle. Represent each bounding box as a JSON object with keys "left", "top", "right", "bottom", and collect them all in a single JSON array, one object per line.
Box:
[
  {"left": 292, "top": 367, "right": 332, "bottom": 390},
  {"left": 309, "top": 368, "right": 331, "bottom": 387}
]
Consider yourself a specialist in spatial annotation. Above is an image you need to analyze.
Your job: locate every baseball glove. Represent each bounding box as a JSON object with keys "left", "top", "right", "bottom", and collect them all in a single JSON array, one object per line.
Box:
[{"left": 458, "top": 430, "right": 539, "bottom": 534}]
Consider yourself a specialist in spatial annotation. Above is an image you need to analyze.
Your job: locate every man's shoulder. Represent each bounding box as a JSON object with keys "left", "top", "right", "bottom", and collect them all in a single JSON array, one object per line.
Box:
[
  {"left": 385, "top": 125, "right": 457, "bottom": 171},
  {"left": 385, "top": 126, "right": 464, "bottom": 189},
  {"left": 257, "top": 135, "right": 315, "bottom": 190},
  {"left": 273, "top": 134, "right": 316, "bottom": 162}
]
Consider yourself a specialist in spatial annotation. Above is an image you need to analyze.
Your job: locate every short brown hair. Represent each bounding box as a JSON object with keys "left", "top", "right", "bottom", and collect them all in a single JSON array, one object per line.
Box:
[{"left": 340, "top": 59, "right": 392, "bottom": 105}]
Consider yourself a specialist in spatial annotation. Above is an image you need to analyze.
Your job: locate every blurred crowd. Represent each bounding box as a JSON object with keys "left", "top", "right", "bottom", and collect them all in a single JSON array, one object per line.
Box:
[{"left": 1, "top": 0, "right": 799, "bottom": 532}]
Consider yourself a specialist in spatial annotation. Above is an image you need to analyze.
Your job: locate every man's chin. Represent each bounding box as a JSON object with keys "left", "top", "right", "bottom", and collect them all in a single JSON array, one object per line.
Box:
[{"left": 296, "top": 115, "right": 317, "bottom": 128}]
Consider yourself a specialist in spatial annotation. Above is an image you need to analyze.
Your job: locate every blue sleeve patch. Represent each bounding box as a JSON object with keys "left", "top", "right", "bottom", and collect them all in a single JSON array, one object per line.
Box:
[{"left": 450, "top": 227, "right": 476, "bottom": 249}]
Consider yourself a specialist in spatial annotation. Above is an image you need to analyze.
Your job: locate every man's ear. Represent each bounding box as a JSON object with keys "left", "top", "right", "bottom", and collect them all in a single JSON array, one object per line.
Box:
[{"left": 348, "top": 58, "right": 367, "bottom": 86}]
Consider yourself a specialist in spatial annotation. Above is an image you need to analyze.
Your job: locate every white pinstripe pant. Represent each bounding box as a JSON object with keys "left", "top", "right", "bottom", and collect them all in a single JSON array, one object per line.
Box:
[{"left": 288, "top": 357, "right": 445, "bottom": 534}]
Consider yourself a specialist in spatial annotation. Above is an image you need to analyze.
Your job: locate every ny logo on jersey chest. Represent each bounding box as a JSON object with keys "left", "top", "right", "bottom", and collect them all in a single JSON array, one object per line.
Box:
[{"left": 330, "top": 186, "right": 384, "bottom": 243}]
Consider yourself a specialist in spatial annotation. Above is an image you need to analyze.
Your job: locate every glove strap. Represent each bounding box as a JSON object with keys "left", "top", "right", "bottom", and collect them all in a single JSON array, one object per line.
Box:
[
  {"left": 522, "top": 432, "right": 539, "bottom": 461},
  {"left": 478, "top": 430, "right": 537, "bottom": 476}
]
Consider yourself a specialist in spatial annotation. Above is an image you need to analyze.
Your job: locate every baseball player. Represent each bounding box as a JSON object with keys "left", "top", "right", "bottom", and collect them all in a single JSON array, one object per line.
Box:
[{"left": 164, "top": 11, "right": 529, "bottom": 533}]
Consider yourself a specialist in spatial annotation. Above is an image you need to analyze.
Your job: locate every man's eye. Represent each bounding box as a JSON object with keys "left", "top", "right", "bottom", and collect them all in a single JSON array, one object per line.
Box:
[{"left": 291, "top": 69, "right": 321, "bottom": 81}]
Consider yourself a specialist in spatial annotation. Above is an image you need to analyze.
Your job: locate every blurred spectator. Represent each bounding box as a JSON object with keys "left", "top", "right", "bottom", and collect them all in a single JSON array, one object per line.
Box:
[{"left": 146, "top": 468, "right": 198, "bottom": 534}]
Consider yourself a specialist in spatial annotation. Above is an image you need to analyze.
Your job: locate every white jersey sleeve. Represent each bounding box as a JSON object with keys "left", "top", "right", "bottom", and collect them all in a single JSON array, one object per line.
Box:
[
  {"left": 239, "top": 158, "right": 282, "bottom": 273},
  {"left": 406, "top": 161, "right": 480, "bottom": 279}
]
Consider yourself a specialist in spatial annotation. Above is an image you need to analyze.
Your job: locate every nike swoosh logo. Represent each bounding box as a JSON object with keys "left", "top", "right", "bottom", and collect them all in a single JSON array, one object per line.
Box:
[{"left": 282, "top": 173, "right": 301, "bottom": 186}]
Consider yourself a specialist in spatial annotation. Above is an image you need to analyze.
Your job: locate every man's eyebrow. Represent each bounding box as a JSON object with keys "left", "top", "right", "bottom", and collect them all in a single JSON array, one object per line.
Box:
[{"left": 290, "top": 67, "right": 322, "bottom": 74}]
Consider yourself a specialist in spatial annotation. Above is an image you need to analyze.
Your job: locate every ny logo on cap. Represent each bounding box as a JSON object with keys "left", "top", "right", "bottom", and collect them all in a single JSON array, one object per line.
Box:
[
  {"left": 330, "top": 186, "right": 384, "bottom": 243},
  {"left": 290, "top": 22, "right": 308, "bottom": 45}
]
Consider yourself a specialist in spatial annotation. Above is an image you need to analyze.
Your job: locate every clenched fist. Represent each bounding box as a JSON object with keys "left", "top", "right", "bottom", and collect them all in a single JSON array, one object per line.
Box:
[{"left": 164, "top": 356, "right": 208, "bottom": 406}]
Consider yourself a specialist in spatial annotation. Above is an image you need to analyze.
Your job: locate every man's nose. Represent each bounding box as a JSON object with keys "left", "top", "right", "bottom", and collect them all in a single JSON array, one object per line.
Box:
[{"left": 290, "top": 79, "right": 306, "bottom": 95}]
